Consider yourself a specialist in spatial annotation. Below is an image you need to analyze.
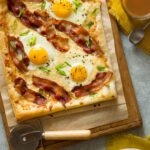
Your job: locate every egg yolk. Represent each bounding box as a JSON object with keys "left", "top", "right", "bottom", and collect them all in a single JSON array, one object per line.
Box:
[
  {"left": 28, "top": 47, "right": 49, "bottom": 65},
  {"left": 71, "top": 65, "right": 87, "bottom": 82},
  {"left": 51, "top": 0, "right": 72, "bottom": 18}
]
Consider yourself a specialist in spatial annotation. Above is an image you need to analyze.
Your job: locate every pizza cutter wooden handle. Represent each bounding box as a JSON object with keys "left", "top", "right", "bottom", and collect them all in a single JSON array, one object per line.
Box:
[{"left": 43, "top": 130, "right": 91, "bottom": 140}]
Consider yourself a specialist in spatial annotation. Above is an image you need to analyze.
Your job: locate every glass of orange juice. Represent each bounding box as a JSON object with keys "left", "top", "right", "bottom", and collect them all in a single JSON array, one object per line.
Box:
[{"left": 121, "top": 0, "right": 150, "bottom": 20}]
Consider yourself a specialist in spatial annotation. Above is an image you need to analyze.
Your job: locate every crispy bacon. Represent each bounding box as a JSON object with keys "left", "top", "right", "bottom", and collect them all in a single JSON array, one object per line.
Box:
[
  {"left": 22, "top": 10, "right": 43, "bottom": 28},
  {"left": 8, "top": 0, "right": 43, "bottom": 28},
  {"left": 8, "top": 36, "right": 29, "bottom": 72},
  {"left": 72, "top": 72, "right": 112, "bottom": 97},
  {"left": 34, "top": 10, "right": 50, "bottom": 21},
  {"left": 54, "top": 20, "right": 104, "bottom": 56},
  {"left": 14, "top": 77, "right": 46, "bottom": 105},
  {"left": 50, "top": 36, "right": 69, "bottom": 52},
  {"left": 32, "top": 76, "right": 71, "bottom": 104}
]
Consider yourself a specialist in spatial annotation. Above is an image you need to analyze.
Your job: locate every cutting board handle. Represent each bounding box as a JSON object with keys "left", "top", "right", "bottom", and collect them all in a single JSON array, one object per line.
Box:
[{"left": 43, "top": 130, "right": 91, "bottom": 140}]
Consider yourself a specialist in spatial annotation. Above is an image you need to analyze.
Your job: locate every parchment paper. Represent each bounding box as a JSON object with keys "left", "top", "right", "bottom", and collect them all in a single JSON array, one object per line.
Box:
[{"left": 0, "top": 1, "right": 128, "bottom": 131}]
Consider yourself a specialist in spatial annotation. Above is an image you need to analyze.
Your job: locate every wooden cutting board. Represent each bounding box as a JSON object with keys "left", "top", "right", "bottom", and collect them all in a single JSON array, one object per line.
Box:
[{"left": 0, "top": 15, "right": 142, "bottom": 150}]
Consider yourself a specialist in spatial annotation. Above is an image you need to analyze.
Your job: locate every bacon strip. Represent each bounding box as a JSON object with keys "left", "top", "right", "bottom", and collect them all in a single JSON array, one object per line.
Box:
[
  {"left": 54, "top": 20, "right": 104, "bottom": 56},
  {"left": 39, "top": 22, "right": 69, "bottom": 52},
  {"left": 14, "top": 77, "right": 46, "bottom": 105},
  {"left": 72, "top": 72, "right": 112, "bottom": 97},
  {"left": 8, "top": 0, "right": 69, "bottom": 52},
  {"left": 50, "top": 35, "right": 69, "bottom": 52},
  {"left": 8, "top": 36, "right": 29, "bottom": 72},
  {"left": 32, "top": 76, "right": 71, "bottom": 104},
  {"left": 8, "top": 0, "right": 43, "bottom": 28}
]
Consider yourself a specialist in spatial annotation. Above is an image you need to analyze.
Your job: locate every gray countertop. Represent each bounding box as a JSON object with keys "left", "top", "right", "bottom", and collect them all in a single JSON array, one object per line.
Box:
[{"left": 0, "top": 33, "right": 150, "bottom": 150}]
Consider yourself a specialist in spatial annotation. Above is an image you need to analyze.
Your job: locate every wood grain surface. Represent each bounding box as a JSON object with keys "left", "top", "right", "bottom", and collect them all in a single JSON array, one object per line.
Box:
[{"left": 0, "top": 16, "right": 142, "bottom": 150}]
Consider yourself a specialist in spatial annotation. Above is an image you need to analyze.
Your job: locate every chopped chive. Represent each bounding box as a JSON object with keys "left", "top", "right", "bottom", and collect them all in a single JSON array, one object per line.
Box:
[
  {"left": 85, "top": 38, "right": 92, "bottom": 48},
  {"left": 55, "top": 62, "right": 71, "bottom": 76},
  {"left": 11, "top": 20, "right": 17, "bottom": 31},
  {"left": 28, "top": 36, "right": 37, "bottom": 46},
  {"left": 18, "top": 9, "right": 24, "bottom": 18},
  {"left": 91, "top": 8, "right": 99, "bottom": 16},
  {"left": 20, "top": 30, "right": 30, "bottom": 36},
  {"left": 65, "top": 61, "right": 71, "bottom": 67},
  {"left": 73, "top": 0, "right": 82, "bottom": 13},
  {"left": 41, "top": 1, "right": 46, "bottom": 10},
  {"left": 57, "top": 70, "right": 66, "bottom": 76},
  {"left": 55, "top": 64, "right": 67, "bottom": 76},
  {"left": 17, "top": 53, "right": 23, "bottom": 61},
  {"left": 97, "top": 66, "right": 106, "bottom": 71},
  {"left": 86, "top": 21, "right": 94, "bottom": 29},
  {"left": 9, "top": 41, "right": 16, "bottom": 49},
  {"left": 55, "top": 63, "right": 66, "bottom": 70},
  {"left": 90, "top": 93, "right": 97, "bottom": 97},
  {"left": 38, "top": 66, "right": 51, "bottom": 74}
]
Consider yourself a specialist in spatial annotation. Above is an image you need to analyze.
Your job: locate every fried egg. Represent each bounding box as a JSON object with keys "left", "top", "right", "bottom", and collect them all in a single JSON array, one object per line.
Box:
[
  {"left": 19, "top": 30, "right": 108, "bottom": 91},
  {"left": 44, "top": 0, "right": 91, "bottom": 25},
  {"left": 19, "top": 30, "right": 57, "bottom": 70}
]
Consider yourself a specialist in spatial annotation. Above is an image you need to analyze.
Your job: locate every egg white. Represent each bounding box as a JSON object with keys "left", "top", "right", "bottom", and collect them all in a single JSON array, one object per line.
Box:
[
  {"left": 44, "top": 0, "right": 91, "bottom": 25},
  {"left": 19, "top": 30, "right": 107, "bottom": 91}
]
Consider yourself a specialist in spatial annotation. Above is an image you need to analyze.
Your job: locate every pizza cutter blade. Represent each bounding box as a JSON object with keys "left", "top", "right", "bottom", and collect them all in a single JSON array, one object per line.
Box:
[
  {"left": 10, "top": 124, "right": 41, "bottom": 150},
  {"left": 10, "top": 123, "right": 91, "bottom": 150}
]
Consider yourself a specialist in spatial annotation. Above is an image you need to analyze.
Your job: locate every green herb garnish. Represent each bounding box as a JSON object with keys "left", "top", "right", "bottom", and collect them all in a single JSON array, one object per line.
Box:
[
  {"left": 55, "top": 63, "right": 66, "bottom": 70},
  {"left": 97, "top": 66, "right": 106, "bottom": 71},
  {"left": 55, "top": 64, "right": 67, "bottom": 76},
  {"left": 11, "top": 20, "right": 17, "bottom": 32},
  {"left": 55, "top": 62, "right": 71, "bottom": 76},
  {"left": 9, "top": 41, "right": 16, "bottom": 49},
  {"left": 20, "top": 30, "right": 30, "bottom": 36},
  {"left": 91, "top": 8, "right": 99, "bottom": 16},
  {"left": 85, "top": 38, "right": 92, "bottom": 48},
  {"left": 57, "top": 69, "right": 66, "bottom": 76},
  {"left": 28, "top": 36, "right": 37, "bottom": 46},
  {"left": 18, "top": 9, "right": 24, "bottom": 18},
  {"left": 86, "top": 21, "right": 94, "bottom": 29},
  {"left": 38, "top": 66, "right": 51, "bottom": 74},
  {"left": 65, "top": 61, "right": 71, "bottom": 67},
  {"left": 17, "top": 53, "right": 23, "bottom": 61},
  {"left": 90, "top": 93, "right": 97, "bottom": 97},
  {"left": 41, "top": 1, "right": 46, "bottom": 10},
  {"left": 73, "top": 0, "right": 82, "bottom": 13}
]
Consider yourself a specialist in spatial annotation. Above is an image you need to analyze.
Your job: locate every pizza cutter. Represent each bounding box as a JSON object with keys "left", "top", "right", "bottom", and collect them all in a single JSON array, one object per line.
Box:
[{"left": 10, "top": 122, "right": 91, "bottom": 150}]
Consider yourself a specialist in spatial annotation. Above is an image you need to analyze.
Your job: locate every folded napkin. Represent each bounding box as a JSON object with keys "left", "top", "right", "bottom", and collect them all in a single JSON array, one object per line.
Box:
[
  {"left": 106, "top": 134, "right": 150, "bottom": 150},
  {"left": 107, "top": 0, "right": 150, "bottom": 54}
]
